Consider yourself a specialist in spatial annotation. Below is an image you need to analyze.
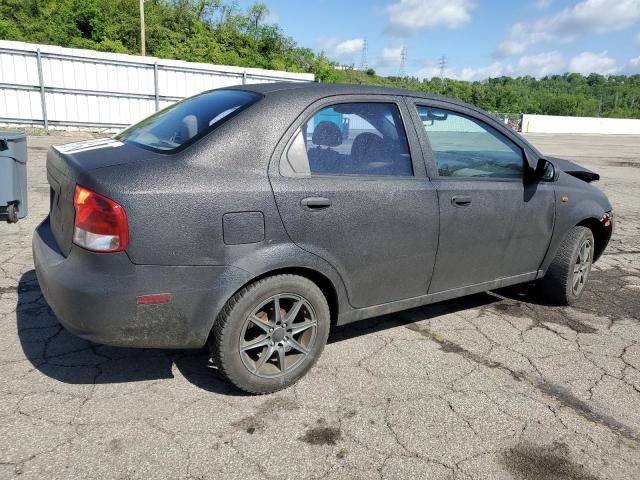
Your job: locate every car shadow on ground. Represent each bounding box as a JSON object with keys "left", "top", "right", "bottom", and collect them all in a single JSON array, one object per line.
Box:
[
  {"left": 16, "top": 270, "right": 244, "bottom": 395},
  {"left": 16, "top": 269, "right": 544, "bottom": 395}
]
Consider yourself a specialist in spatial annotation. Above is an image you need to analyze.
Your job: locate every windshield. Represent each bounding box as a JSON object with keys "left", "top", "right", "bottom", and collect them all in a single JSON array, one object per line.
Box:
[{"left": 116, "top": 89, "right": 261, "bottom": 153}]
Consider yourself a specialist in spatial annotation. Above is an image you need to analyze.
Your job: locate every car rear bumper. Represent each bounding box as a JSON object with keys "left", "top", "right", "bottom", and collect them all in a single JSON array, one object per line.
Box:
[{"left": 33, "top": 217, "right": 249, "bottom": 348}]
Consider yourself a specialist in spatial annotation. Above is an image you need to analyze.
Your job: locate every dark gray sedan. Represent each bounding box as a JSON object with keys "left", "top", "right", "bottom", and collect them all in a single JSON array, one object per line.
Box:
[{"left": 33, "top": 83, "right": 613, "bottom": 393}]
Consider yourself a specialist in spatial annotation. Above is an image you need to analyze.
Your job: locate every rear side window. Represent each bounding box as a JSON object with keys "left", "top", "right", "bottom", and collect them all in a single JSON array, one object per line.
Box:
[
  {"left": 116, "top": 89, "right": 260, "bottom": 153},
  {"left": 416, "top": 106, "right": 523, "bottom": 179},
  {"left": 283, "top": 102, "right": 413, "bottom": 177}
]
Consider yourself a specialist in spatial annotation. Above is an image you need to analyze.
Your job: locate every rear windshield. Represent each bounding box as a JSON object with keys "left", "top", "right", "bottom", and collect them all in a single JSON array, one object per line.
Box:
[{"left": 115, "top": 89, "right": 261, "bottom": 153}]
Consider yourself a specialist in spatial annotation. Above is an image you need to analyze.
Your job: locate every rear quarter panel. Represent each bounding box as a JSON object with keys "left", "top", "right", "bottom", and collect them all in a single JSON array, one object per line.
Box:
[{"left": 82, "top": 94, "right": 301, "bottom": 268}]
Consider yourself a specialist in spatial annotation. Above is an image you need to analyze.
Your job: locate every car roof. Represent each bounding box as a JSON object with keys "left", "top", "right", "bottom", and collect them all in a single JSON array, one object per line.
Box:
[{"left": 232, "top": 81, "right": 472, "bottom": 109}]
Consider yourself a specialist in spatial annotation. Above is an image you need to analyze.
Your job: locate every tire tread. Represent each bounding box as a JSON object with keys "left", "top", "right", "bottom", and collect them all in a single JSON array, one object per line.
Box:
[
  {"left": 209, "top": 274, "right": 329, "bottom": 394},
  {"left": 539, "top": 226, "right": 592, "bottom": 305}
]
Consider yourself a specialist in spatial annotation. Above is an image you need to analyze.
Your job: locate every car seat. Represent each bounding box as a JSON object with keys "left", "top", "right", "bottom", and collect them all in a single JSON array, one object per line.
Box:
[
  {"left": 350, "top": 132, "right": 384, "bottom": 173},
  {"left": 308, "top": 121, "right": 344, "bottom": 173}
]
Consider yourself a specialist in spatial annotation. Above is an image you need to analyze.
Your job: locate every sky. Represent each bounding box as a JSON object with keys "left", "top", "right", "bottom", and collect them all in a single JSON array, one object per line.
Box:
[{"left": 237, "top": 0, "right": 640, "bottom": 80}]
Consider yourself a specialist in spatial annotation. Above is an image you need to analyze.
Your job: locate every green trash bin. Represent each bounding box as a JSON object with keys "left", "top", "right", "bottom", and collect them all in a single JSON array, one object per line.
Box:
[{"left": 0, "top": 132, "right": 28, "bottom": 223}]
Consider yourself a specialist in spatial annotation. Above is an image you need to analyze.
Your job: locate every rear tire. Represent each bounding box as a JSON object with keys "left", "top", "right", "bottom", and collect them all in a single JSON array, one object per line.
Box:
[
  {"left": 539, "top": 226, "right": 594, "bottom": 306},
  {"left": 209, "top": 274, "right": 330, "bottom": 394}
]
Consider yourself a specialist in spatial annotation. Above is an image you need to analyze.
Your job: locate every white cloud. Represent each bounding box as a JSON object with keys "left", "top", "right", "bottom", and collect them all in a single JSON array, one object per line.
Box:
[
  {"left": 535, "top": 0, "right": 553, "bottom": 8},
  {"left": 414, "top": 62, "right": 446, "bottom": 79},
  {"left": 619, "top": 56, "right": 640, "bottom": 74},
  {"left": 518, "top": 51, "right": 565, "bottom": 76},
  {"left": 496, "top": 23, "right": 556, "bottom": 56},
  {"left": 386, "top": 0, "right": 475, "bottom": 35},
  {"left": 414, "top": 61, "right": 510, "bottom": 81},
  {"left": 382, "top": 47, "right": 404, "bottom": 66},
  {"left": 415, "top": 66, "right": 442, "bottom": 78},
  {"left": 559, "top": 0, "right": 640, "bottom": 32},
  {"left": 415, "top": 52, "right": 564, "bottom": 81},
  {"left": 333, "top": 38, "right": 365, "bottom": 56},
  {"left": 318, "top": 38, "right": 365, "bottom": 61},
  {"left": 413, "top": 49, "right": 638, "bottom": 82},
  {"left": 459, "top": 62, "right": 513, "bottom": 81},
  {"left": 569, "top": 51, "right": 618, "bottom": 74},
  {"left": 496, "top": 0, "right": 640, "bottom": 57},
  {"left": 370, "top": 46, "right": 406, "bottom": 72}
]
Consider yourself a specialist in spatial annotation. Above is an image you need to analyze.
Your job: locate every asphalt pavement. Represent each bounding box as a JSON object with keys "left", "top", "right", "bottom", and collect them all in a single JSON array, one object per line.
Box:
[{"left": 0, "top": 132, "right": 639, "bottom": 479}]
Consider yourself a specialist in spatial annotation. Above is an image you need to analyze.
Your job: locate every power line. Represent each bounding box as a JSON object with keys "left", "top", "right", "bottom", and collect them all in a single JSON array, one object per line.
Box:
[
  {"left": 360, "top": 38, "right": 368, "bottom": 71},
  {"left": 439, "top": 55, "right": 447, "bottom": 92},
  {"left": 399, "top": 46, "right": 407, "bottom": 78}
]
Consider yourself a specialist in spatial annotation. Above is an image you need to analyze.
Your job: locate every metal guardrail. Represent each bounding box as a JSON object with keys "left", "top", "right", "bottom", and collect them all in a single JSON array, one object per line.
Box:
[
  {"left": 0, "top": 116, "right": 129, "bottom": 129},
  {"left": 0, "top": 46, "right": 313, "bottom": 130},
  {"left": 0, "top": 82, "right": 183, "bottom": 102}
]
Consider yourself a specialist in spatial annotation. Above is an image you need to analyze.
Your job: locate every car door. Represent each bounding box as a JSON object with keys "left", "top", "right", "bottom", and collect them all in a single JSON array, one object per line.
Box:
[
  {"left": 269, "top": 96, "right": 439, "bottom": 309},
  {"left": 406, "top": 99, "right": 555, "bottom": 293}
]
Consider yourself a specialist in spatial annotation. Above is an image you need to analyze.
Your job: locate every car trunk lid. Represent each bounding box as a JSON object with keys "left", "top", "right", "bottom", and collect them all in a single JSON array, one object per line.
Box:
[
  {"left": 47, "top": 138, "right": 151, "bottom": 256},
  {"left": 47, "top": 146, "right": 78, "bottom": 256}
]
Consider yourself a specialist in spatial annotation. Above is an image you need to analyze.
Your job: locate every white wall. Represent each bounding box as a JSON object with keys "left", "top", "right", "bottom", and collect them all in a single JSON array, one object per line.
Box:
[
  {"left": 522, "top": 114, "right": 640, "bottom": 135},
  {"left": 0, "top": 40, "right": 314, "bottom": 131}
]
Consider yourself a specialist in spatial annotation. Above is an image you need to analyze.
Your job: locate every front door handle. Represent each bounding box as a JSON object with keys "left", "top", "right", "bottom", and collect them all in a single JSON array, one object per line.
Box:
[
  {"left": 301, "top": 197, "right": 332, "bottom": 211},
  {"left": 451, "top": 195, "right": 472, "bottom": 207}
]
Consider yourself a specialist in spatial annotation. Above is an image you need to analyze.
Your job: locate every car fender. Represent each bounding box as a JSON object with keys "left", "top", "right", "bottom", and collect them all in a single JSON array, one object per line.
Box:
[
  {"left": 224, "top": 241, "right": 351, "bottom": 318},
  {"left": 540, "top": 181, "right": 610, "bottom": 274}
]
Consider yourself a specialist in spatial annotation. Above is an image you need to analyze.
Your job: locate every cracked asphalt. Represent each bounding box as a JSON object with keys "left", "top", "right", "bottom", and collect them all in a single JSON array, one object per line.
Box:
[{"left": 1, "top": 132, "right": 639, "bottom": 479}]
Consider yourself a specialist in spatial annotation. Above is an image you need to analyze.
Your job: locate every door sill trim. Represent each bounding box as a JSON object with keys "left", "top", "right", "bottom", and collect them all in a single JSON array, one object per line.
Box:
[{"left": 336, "top": 271, "right": 539, "bottom": 325}]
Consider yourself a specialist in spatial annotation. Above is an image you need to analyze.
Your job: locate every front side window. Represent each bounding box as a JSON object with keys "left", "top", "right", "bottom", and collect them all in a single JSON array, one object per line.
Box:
[
  {"left": 416, "top": 106, "right": 523, "bottom": 179},
  {"left": 283, "top": 102, "right": 413, "bottom": 177},
  {"left": 116, "top": 89, "right": 261, "bottom": 153}
]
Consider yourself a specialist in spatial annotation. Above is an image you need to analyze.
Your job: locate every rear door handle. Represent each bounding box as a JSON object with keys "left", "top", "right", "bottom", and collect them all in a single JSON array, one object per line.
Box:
[
  {"left": 301, "top": 197, "right": 332, "bottom": 211},
  {"left": 451, "top": 195, "right": 472, "bottom": 207}
]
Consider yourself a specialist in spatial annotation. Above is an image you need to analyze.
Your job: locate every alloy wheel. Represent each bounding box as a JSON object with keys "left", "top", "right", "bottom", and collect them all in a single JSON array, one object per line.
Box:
[
  {"left": 572, "top": 238, "right": 592, "bottom": 296},
  {"left": 239, "top": 294, "right": 318, "bottom": 378}
]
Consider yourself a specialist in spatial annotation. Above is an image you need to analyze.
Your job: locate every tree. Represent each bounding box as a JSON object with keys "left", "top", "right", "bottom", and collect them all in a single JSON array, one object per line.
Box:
[
  {"left": 0, "top": 0, "right": 638, "bottom": 118},
  {"left": 247, "top": 3, "right": 268, "bottom": 32}
]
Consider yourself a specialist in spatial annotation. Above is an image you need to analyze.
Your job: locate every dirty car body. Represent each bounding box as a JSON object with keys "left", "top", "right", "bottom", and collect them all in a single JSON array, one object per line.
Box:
[{"left": 33, "top": 83, "right": 613, "bottom": 391}]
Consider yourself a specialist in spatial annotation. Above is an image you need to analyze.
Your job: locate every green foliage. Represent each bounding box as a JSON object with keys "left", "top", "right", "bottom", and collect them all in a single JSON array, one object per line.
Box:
[
  {"left": 0, "top": 0, "right": 336, "bottom": 80},
  {"left": 334, "top": 70, "right": 640, "bottom": 118},
  {"left": 1, "top": 0, "right": 639, "bottom": 117}
]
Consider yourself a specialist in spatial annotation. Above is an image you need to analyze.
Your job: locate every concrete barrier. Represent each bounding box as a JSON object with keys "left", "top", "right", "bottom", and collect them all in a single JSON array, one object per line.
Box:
[{"left": 522, "top": 114, "right": 640, "bottom": 135}]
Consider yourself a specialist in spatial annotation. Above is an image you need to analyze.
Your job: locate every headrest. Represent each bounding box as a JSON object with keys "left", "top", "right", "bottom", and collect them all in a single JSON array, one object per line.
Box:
[
  {"left": 312, "top": 121, "right": 342, "bottom": 147},
  {"left": 351, "top": 132, "right": 383, "bottom": 163},
  {"left": 181, "top": 114, "right": 198, "bottom": 140}
]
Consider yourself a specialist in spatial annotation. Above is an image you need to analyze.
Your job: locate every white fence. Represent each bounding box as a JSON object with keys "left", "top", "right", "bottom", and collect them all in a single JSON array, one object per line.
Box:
[
  {"left": 0, "top": 40, "right": 314, "bottom": 131},
  {"left": 522, "top": 114, "right": 640, "bottom": 135}
]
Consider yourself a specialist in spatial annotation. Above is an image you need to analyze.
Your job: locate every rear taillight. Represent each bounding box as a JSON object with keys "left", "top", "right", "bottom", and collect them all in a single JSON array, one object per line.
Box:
[{"left": 73, "top": 185, "right": 129, "bottom": 253}]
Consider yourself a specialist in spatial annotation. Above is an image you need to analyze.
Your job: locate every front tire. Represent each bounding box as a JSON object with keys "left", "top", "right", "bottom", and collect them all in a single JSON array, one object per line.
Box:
[
  {"left": 209, "top": 274, "right": 330, "bottom": 394},
  {"left": 539, "top": 226, "right": 594, "bottom": 306}
]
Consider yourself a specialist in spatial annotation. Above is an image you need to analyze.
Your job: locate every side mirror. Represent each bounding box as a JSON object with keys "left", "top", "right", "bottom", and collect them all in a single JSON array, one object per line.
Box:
[{"left": 535, "top": 158, "right": 557, "bottom": 182}]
